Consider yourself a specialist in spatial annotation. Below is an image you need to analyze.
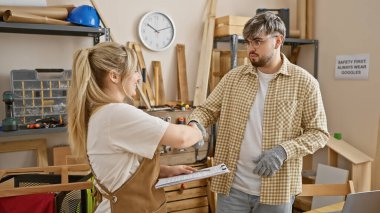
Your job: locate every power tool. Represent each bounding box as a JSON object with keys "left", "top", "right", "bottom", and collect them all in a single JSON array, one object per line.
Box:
[{"left": 2, "top": 91, "right": 17, "bottom": 131}]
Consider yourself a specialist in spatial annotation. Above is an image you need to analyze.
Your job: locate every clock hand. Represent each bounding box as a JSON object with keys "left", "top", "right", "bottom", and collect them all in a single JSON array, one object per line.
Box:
[
  {"left": 147, "top": 23, "right": 159, "bottom": 33},
  {"left": 157, "top": 26, "right": 171, "bottom": 32}
]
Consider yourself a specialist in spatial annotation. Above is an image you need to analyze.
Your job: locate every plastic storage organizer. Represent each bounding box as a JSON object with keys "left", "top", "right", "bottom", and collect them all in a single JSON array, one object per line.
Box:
[{"left": 10, "top": 69, "right": 71, "bottom": 125}]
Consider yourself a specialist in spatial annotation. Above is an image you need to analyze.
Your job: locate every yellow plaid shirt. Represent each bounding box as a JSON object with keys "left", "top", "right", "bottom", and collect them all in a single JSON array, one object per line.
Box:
[{"left": 189, "top": 54, "right": 329, "bottom": 205}]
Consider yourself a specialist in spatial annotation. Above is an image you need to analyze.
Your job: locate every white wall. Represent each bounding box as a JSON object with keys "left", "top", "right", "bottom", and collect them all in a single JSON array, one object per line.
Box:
[
  {"left": 1, "top": 0, "right": 379, "bottom": 189},
  {"left": 314, "top": 0, "right": 380, "bottom": 189}
]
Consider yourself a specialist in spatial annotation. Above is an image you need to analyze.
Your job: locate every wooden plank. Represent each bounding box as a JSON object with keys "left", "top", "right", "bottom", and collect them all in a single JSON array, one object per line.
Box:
[
  {"left": 152, "top": 61, "right": 166, "bottom": 105},
  {"left": 90, "top": 0, "right": 116, "bottom": 41},
  {"left": 0, "top": 164, "right": 90, "bottom": 175},
  {"left": 137, "top": 84, "right": 151, "bottom": 109},
  {"left": 297, "top": 0, "right": 307, "bottom": 39},
  {"left": 214, "top": 25, "right": 244, "bottom": 37},
  {"left": 0, "top": 139, "right": 48, "bottom": 167},
  {"left": 176, "top": 44, "right": 189, "bottom": 104},
  {"left": 164, "top": 179, "right": 208, "bottom": 192},
  {"left": 306, "top": 0, "right": 314, "bottom": 39},
  {"left": 133, "top": 42, "right": 156, "bottom": 107},
  {"left": 214, "top": 16, "right": 250, "bottom": 26},
  {"left": 327, "top": 137, "right": 373, "bottom": 164},
  {"left": 193, "top": 0, "right": 217, "bottom": 106},
  {"left": 166, "top": 187, "right": 208, "bottom": 202},
  {"left": 0, "top": 182, "right": 92, "bottom": 197},
  {"left": 132, "top": 43, "right": 155, "bottom": 107},
  {"left": 299, "top": 183, "right": 351, "bottom": 196},
  {"left": 209, "top": 50, "right": 220, "bottom": 92},
  {"left": 167, "top": 196, "right": 208, "bottom": 212}
]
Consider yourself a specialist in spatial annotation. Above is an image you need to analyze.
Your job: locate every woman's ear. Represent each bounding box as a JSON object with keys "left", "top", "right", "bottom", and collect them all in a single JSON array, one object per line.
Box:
[{"left": 108, "top": 71, "right": 120, "bottom": 83}]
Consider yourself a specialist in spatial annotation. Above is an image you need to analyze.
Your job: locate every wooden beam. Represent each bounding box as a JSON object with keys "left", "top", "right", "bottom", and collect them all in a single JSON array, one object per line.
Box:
[
  {"left": 176, "top": 44, "right": 189, "bottom": 104},
  {"left": 133, "top": 43, "right": 155, "bottom": 106},
  {"left": 193, "top": 0, "right": 217, "bottom": 106},
  {"left": 306, "top": 0, "right": 314, "bottom": 39},
  {"left": 297, "top": 0, "right": 307, "bottom": 39},
  {"left": 0, "top": 139, "right": 48, "bottom": 167},
  {"left": 152, "top": 61, "right": 165, "bottom": 105}
]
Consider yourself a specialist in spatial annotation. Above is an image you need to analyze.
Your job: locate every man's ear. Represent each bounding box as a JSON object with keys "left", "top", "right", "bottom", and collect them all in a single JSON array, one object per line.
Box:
[
  {"left": 109, "top": 71, "right": 119, "bottom": 83},
  {"left": 274, "top": 35, "right": 284, "bottom": 49}
]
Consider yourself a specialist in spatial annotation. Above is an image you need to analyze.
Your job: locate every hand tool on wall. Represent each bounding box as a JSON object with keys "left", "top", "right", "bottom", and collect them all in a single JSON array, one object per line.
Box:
[{"left": 90, "top": 0, "right": 151, "bottom": 109}]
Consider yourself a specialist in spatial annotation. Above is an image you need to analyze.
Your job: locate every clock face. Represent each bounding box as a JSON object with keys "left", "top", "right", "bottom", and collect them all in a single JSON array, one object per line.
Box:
[{"left": 138, "top": 11, "right": 176, "bottom": 51}]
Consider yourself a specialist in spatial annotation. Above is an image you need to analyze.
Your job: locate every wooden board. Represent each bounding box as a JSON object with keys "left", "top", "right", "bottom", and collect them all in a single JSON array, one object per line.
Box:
[
  {"left": 152, "top": 61, "right": 165, "bottom": 105},
  {"left": 176, "top": 44, "right": 189, "bottom": 104},
  {"left": 209, "top": 50, "right": 221, "bottom": 92},
  {"left": 133, "top": 42, "right": 155, "bottom": 106},
  {"left": 214, "top": 16, "right": 250, "bottom": 37},
  {"left": 193, "top": 0, "right": 217, "bottom": 106},
  {"left": 306, "top": 0, "right": 314, "bottom": 39},
  {"left": 0, "top": 139, "right": 48, "bottom": 167},
  {"left": 297, "top": 0, "right": 307, "bottom": 39}
]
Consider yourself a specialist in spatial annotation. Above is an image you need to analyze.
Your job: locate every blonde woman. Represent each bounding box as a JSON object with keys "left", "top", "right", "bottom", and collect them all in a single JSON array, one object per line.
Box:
[{"left": 67, "top": 42, "right": 204, "bottom": 213}]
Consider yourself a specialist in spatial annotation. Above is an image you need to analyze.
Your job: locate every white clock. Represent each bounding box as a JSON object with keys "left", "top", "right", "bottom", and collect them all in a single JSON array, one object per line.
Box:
[{"left": 138, "top": 11, "right": 176, "bottom": 51}]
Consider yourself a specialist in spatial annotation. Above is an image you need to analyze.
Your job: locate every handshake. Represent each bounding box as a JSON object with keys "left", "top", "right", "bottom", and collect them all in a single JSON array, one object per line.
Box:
[{"left": 188, "top": 121, "right": 207, "bottom": 149}]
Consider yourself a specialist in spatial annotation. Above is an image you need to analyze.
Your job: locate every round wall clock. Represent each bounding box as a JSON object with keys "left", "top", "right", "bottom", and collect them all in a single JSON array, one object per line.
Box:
[{"left": 138, "top": 11, "right": 176, "bottom": 51}]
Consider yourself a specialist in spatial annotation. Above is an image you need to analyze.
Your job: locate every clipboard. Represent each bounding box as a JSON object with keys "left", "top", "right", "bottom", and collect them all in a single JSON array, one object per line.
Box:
[{"left": 155, "top": 163, "right": 229, "bottom": 189}]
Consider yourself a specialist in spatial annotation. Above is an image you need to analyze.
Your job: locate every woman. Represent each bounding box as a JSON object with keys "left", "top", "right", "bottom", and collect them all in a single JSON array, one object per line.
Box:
[{"left": 67, "top": 42, "right": 204, "bottom": 213}]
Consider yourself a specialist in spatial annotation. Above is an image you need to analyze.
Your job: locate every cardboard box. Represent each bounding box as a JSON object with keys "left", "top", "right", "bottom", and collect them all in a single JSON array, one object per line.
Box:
[{"left": 214, "top": 16, "right": 250, "bottom": 37}]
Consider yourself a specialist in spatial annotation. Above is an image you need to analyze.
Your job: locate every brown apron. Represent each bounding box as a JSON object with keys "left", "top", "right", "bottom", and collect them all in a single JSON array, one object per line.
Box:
[{"left": 92, "top": 151, "right": 167, "bottom": 213}]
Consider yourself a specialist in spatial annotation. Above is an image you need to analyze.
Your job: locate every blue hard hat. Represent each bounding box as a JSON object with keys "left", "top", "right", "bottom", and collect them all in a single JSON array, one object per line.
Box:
[{"left": 67, "top": 5, "right": 100, "bottom": 27}]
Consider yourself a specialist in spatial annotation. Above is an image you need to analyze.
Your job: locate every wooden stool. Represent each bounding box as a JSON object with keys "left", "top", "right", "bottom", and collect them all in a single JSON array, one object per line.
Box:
[{"left": 0, "top": 139, "right": 48, "bottom": 167}]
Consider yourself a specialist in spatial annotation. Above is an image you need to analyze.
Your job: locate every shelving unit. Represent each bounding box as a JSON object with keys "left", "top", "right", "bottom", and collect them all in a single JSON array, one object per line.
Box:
[
  {"left": 0, "top": 22, "right": 110, "bottom": 137},
  {"left": 214, "top": 35, "right": 319, "bottom": 78},
  {"left": 0, "top": 22, "right": 110, "bottom": 44}
]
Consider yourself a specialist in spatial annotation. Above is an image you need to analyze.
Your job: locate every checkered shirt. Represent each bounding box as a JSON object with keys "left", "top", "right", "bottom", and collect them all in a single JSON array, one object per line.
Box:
[{"left": 189, "top": 54, "right": 329, "bottom": 205}]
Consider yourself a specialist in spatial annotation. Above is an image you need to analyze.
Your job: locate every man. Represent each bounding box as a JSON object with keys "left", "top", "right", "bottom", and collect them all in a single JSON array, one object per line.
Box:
[{"left": 188, "top": 12, "right": 329, "bottom": 213}]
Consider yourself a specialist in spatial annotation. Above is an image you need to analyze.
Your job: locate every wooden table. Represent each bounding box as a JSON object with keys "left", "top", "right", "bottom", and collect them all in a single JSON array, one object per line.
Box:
[
  {"left": 327, "top": 137, "right": 373, "bottom": 192},
  {"left": 305, "top": 201, "right": 344, "bottom": 213}
]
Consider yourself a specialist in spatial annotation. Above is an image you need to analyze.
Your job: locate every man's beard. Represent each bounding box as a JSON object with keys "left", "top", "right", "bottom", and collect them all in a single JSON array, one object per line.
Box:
[{"left": 250, "top": 51, "right": 274, "bottom": 67}]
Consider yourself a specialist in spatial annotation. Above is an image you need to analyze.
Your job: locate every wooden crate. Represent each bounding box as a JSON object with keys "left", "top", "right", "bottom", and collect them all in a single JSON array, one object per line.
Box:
[
  {"left": 164, "top": 164, "right": 210, "bottom": 213},
  {"left": 214, "top": 16, "right": 250, "bottom": 37}
]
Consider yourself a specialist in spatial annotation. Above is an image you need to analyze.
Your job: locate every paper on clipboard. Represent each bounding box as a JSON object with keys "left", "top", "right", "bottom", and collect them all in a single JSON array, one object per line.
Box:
[{"left": 155, "top": 163, "right": 229, "bottom": 189}]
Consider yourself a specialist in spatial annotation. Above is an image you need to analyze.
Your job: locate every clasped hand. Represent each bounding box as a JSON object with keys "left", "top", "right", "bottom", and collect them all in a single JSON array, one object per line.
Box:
[{"left": 188, "top": 121, "right": 207, "bottom": 149}]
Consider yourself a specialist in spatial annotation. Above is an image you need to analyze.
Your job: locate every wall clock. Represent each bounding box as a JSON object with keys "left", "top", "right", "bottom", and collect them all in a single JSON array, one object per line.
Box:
[{"left": 138, "top": 11, "right": 176, "bottom": 51}]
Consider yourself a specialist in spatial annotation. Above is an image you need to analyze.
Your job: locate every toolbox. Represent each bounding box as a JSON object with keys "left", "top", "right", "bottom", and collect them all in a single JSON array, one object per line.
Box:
[{"left": 10, "top": 69, "right": 71, "bottom": 126}]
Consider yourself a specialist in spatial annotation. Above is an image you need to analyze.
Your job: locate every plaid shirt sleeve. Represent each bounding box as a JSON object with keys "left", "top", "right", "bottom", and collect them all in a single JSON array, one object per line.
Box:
[
  {"left": 280, "top": 76, "right": 329, "bottom": 160},
  {"left": 188, "top": 72, "right": 229, "bottom": 127}
]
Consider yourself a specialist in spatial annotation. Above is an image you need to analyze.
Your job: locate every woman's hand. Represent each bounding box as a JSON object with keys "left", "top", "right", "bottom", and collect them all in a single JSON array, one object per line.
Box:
[{"left": 159, "top": 165, "right": 197, "bottom": 178}]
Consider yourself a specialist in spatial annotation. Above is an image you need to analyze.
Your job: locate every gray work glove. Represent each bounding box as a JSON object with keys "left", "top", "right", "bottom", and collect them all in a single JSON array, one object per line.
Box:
[
  {"left": 253, "top": 145, "right": 287, "bottom": 177},
  {"left": 188, "top": 120, "right": 207, "bottom": 149}
]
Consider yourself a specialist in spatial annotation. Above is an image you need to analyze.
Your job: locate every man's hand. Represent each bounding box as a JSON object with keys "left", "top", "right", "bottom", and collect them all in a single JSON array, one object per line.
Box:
[
  {"left": 188, "top": 121, "right": 207, "bottom": 149},
  {"left": 253, "top": 145, "right": 287, "bottom": 177}
]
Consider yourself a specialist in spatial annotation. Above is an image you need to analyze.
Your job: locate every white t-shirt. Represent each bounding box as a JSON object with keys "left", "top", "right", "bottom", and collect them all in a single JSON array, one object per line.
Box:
[
  {"left": 232, "top": 71, "right": 275, "bottom": 195},
  {"left": 87, "top": 103, "right": 169, "bottom": 212}
]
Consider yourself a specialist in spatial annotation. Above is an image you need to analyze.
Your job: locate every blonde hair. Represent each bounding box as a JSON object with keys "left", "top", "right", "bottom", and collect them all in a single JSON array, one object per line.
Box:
[{"left": 67, "top": 42, "right": 138, "bottom": 158}]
